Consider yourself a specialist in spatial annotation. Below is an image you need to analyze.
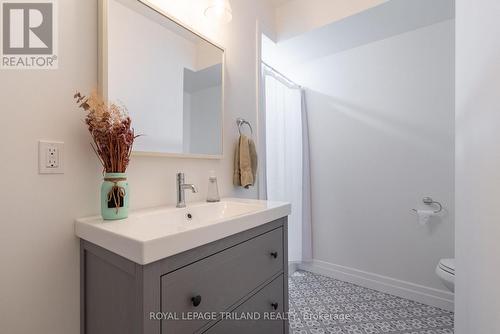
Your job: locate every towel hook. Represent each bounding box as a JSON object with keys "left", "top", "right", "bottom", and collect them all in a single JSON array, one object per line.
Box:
[
  {"left": 236, "top": 118, "right": 253, "bottom": 136},
  {"left": 411, "top": 197, "right": 443, "bottom": 214}
]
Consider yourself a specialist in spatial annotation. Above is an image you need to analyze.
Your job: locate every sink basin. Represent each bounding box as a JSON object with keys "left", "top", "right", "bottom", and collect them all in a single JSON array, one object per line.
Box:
[{"left": 75, "top": 198, "right": 291, "bottom": 264}]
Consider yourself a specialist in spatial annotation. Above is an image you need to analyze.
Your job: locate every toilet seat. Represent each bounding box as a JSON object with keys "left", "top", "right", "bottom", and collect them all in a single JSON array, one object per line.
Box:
[
  {"left": 438, "top": 258, "right": 455, "bottom": 275},
  {"left": 436, "top": 258, "right": 455, "bottom": 292}
]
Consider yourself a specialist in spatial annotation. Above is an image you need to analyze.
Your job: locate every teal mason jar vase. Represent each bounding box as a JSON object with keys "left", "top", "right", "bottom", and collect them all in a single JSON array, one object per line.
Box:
[{"left": 101, "top": 173, "right": 129, "bottom": 220}]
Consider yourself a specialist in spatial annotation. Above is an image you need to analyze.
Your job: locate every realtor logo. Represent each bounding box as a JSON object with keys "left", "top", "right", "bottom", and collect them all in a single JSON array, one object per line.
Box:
[{"left": 1, "top": 0, "right": 58, "bottom": 69}]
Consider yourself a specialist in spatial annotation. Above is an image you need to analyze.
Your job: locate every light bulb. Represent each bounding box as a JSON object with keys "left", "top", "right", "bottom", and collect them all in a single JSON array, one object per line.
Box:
[{"left": 204, "top": 0, "right": 232, "bottom": 24}]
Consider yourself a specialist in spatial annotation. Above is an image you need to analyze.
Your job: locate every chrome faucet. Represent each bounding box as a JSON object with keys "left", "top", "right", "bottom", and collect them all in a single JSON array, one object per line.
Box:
[{"left": 176, "top": 173, "right": 198, "bottom": 208}]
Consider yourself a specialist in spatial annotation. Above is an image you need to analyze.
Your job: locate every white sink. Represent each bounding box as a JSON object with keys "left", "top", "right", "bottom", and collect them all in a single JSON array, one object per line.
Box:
[{"left": 75, "top": 198, "right": 291, "bottom": 265}]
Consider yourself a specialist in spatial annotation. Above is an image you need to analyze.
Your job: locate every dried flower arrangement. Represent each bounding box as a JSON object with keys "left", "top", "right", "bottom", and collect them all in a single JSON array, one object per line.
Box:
[{"left": 74, "top": 91, "right": 138, "bottom": 173}]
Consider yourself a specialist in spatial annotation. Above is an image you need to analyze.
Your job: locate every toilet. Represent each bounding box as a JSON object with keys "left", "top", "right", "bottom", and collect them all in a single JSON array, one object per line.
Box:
[{"left": 436, "top": 258, "right": 455, "bottom": 292}]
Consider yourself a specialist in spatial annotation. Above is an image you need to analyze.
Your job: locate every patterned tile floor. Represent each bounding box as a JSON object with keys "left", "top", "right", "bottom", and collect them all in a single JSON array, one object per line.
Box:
[{"left": 288, "top": 271, "right": 454, "bottom": 334}]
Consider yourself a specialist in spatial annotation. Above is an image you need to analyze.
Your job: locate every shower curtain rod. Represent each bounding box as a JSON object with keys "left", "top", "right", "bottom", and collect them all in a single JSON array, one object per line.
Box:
[{"left": 261, "top": 61, "right": 302, "bottom": 89}]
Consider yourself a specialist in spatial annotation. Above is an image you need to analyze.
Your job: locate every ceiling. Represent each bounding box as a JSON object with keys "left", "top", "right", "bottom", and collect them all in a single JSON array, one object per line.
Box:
[
  {"left": 270, "top": 0, "right": 292, "bottom": 8},
  {"left": 264, "top": 0, "right": 455, "bottom": 70}
]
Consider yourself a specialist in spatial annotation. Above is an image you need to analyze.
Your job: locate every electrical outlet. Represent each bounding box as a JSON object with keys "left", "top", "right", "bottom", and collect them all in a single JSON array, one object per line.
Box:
[
  {"left": 46, "top": 146, "right": 58, "bottom": 168},
  {"left": 39, "top": 141, "right": 64, "bottom": 174}
]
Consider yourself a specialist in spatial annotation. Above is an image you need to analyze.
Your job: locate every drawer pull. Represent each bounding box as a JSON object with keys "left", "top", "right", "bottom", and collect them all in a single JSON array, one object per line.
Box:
[
  {"left": 270, "top": 252, "right": 278, "bottom": 259},
  {"left": 271, "top": 302, "right": 279, "bottom": 310},
  {"left": 191, "top": 295, "right": 202, "bottom": 307}
]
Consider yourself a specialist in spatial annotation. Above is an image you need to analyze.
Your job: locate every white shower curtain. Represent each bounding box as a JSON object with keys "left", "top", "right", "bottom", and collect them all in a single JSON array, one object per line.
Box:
[{"left": 262, "top": 69, "right": 312, "bottom": 263}]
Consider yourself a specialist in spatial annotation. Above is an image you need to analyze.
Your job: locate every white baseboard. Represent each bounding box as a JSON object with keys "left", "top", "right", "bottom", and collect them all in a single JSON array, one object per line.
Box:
[
  {"left": 296, "top": 260, "right": 454, "bottom": 312},
  {"left": 288, "top": 261, "right": 300, "bottom": 275}
]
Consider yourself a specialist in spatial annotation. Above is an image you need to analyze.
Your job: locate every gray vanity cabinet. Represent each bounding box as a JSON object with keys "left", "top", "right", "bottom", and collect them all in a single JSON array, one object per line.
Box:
[
  {"left": 80, "top": 217, "right": 288, "bottom": 334},
  {"left": 204, "top": 274, "right": 285, "bottom": 334}
]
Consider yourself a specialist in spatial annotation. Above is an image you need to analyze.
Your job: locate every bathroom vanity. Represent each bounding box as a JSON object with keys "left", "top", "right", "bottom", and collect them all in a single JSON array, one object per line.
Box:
[{"left": 76, "top": 199, "right": 291, "bottom": 334}]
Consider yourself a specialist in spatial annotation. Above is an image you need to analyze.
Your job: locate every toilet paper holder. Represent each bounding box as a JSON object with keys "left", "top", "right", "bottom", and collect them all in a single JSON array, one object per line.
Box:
[{"left": 411, "top": 197, "right": 443, "bottom": 214}]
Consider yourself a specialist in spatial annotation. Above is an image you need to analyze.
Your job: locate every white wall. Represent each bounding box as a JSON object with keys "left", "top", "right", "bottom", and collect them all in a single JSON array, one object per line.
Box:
[
  {"left": 286, "top": 20, "right": 455, "bottom": 295},
  {"left": 0, "top": 0, "right": 275, "bottom": 333},
  {"left": 455, "top": 1, "right": 500, "bottom": 333},
  {"left": 275, "top": 0, "right": 386, "bottom": 40}
]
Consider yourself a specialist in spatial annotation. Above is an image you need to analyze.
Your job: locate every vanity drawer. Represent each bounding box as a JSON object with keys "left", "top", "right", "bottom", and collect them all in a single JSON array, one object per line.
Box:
[
  {"left": 203, "top": 274, "right": 285, "bottom": 334},
  {"left": 160, "top": 227, "right": 284, "bottom": 334}
]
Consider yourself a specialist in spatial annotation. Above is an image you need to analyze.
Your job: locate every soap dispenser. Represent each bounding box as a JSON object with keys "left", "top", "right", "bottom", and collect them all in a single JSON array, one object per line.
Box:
[{"left": 207, "top": 171, "right": 220, "bottom": 203}]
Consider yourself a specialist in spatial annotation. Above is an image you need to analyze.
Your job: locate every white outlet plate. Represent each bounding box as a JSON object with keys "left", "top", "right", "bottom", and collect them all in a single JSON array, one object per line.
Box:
[{"left": 39, "top": 140, "right": 64, "bottom": 174}]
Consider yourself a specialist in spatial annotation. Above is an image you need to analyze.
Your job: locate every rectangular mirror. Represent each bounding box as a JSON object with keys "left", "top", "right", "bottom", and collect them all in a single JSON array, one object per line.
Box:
[{"left": 99, "top": 0, "right": 224, "bottom": 158}]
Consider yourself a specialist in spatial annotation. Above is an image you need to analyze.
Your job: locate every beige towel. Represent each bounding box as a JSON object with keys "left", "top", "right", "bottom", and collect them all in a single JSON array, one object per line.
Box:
[
  {"left": 233, "top": 138, "right": 241, "bottom": 186},
  {"left": 233, "top": 135, "right": 258, "bottom": 188},
  {"left": 249, "top": 138, "right": 258, "bottom": 185}
]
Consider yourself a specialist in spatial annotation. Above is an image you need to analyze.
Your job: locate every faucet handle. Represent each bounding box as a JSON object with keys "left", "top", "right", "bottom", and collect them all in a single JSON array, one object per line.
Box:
[{"left": 177, "top": 172, "right": 185, "bottom": 182}]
